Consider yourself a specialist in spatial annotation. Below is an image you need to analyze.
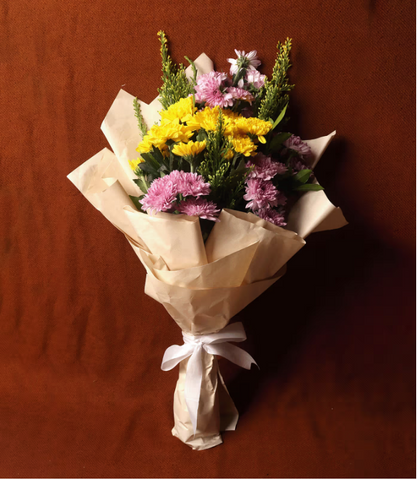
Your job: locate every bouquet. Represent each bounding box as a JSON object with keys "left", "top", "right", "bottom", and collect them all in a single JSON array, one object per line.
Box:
[{"left": 68, "top": 32, "right": 347, "bottom": 450}]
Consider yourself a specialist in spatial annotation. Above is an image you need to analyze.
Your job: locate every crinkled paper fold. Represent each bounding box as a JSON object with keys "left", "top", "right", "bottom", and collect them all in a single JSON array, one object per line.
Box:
[{"left": 68, "top": 53, "right": 347, "bottom": 450}]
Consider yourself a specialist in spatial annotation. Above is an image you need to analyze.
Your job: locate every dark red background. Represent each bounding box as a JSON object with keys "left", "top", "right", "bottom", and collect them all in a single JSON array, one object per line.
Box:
[{"left": 0, "top": 0, "right": 415, "bottom": 477}]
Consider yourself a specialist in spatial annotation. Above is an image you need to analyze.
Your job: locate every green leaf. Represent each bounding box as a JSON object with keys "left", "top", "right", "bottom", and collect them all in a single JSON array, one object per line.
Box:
[
  {"left": 133, "top": 178, "right": 149, "bottom": 194},
  {"left": 141, "top": 152, "right": 161, "bottom": 170},
  {"left": 293, "top": 169, "right": 312, "bottom": 184},
  {"left": 268, "top": 131, "right": 292, "bottom": 153},
  {"left": 139, "top": 162, "right": 159, "bottom": 177},
  {"left": 151, "top": 148, "right": 167, "bottom": 165},
  {"left": 272, "top": 103, "right": 288, "bottom": 130},
  {"left": 185, "top": 56, "right": 198, "bottom": 86},
  {"left": 234, "top": 158, "right": 247, "bottom": 173},
  {"left": 129, "top": 195, "right": 144, "bottom": 211},
  {"left": 294, "top": 183, "right": 324, "bottom": 192}
]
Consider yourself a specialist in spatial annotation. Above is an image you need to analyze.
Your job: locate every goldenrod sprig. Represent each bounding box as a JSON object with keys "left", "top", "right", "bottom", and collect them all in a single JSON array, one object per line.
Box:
[
  {"left": 257, "top": 38, "right": 294, "bottom": 122},
  {"left": 133, "top": 97, "right": 148, "bottom": 137},
  {"left": 157, "top": 31, "right": 194, "bottom": 109}
]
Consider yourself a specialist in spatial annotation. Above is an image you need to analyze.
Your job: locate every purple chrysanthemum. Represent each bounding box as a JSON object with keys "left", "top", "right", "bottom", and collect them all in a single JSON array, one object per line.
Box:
[
  {"left": 194, "top": 71, "right": 234, "bottom": 108},
  {"left": 140, "top": 175, "right": 177, "bottom": 214},
  {"left": 283, "top": 135, "right": 312, "bottom": 159},
  {"left": 176, "top": 171, "right": 211, "bottom": 197},
  {"left": 178, "top": 197, "right": 220, "bottom": 222},
  {"left": 245, "top": 70, "right": 266, "bottom": 89},
  {"left": 289, "top": 157, "right": 310, "bottom": 174},
  {"left": 256, "top": 207, "right": 287, "bottom": 227},
  {"left": 243, "top": 178, "right": 279, "bottom": 211},
  {"left": 140, "top": 171, "right": 212, "bottom": 214},
  {"left": 246, "top": 154, "right": 288, "bottom": 180},
  {"left": 227, "top": 87, "right": 254, "bottom": 104}
]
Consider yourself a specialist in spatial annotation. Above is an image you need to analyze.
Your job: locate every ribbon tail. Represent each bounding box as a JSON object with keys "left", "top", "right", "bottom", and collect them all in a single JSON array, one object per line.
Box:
[
  {"left": 205, "top": 342, "right": 258, "bottom": 370},
  {"left": 205, "top": 322, "right": 248, "bottom": 344},
  {"left": 161, "top": 344, "right": 194, "bottom": 371},
  {"left": 184, "top": 345, "right": 204, "bottom": 434}
]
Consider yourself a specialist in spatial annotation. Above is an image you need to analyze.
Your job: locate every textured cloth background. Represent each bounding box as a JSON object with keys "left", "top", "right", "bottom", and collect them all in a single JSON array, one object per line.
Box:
[{"left": 0, "top": 0, "right": 415, "bottom": 477}]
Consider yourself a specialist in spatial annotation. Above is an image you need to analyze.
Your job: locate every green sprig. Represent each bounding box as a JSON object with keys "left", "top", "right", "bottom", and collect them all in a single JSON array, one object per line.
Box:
[
  {"left": 133, "top": 97, "right": 148, "bottom": 137},
  {"left": 257, "top": 38, "right": 294, "bottom": 122},
  {"left": 157, "top": 31, "right": 194, "bottom": 109},
  {"left": 198, "top": 112, "right": 248, "bottom": 210}
]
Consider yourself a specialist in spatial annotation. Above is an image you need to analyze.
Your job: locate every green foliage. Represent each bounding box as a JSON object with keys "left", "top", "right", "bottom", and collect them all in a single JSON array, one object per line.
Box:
[
  {"left": 267, "top": 131, "right": 292, "bottom": 154},
  {"left": 184, "top": 56, "right": 198, "bottom": 87},
  {"left": 157, "top": 31, "right": 195, "bottom": 109},
  {"left": 133, "top": 97, "right": 148, "bottom": 137},
  {"left": 198, "top": 112, "right": 248, "bottom": 210},
  {"left": 293, "top": 169, "right": 312, "bottom": 184},
  {"left": 294, "top": 183, "right": 324, "bottom": 192},
  {"left": 129, "top": 194, "right": 145, "bottom": 211},
  {"left": 257, "top": 38, "right": 294, "bottom": 122},
  {"left": 271, "top": 103, "right": 288, "bottom": 130}
]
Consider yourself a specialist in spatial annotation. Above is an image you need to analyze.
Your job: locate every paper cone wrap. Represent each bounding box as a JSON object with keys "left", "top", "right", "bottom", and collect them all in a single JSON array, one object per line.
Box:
[{"left": 67, "top": 53, "right": 347, "bottom": 450}]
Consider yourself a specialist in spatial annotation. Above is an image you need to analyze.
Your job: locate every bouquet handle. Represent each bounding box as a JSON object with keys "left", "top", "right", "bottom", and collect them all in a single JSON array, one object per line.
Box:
[{"left": 162, "top": 323, "right": 256, "bottom": 450}]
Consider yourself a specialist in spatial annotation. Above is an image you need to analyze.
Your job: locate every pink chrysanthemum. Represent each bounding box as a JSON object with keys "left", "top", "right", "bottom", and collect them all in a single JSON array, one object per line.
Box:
[
  {"left": 246, "top": 154, "right": 288, "bottom": 180},
  {"left": 140, "top": 175, "right": 177, "bottom": 214},
  {"left": 176, "top": 171, "right": 211, "bottom": 197},
  {"left": 194, "top": 71, "right": 234, "bottom": 108},
  {"left": 283, "top": 135, "right": 312, "bottom": 159},
  {"left": 256, "top": 207, "right": 287, "bottom": 227},
  {"left": 178, "top": 197, "right": 220, "bottom": 222},
  {"left": 140, "top": 171, "right": 212, "bottom": 214},
  {"left": 245, "top": 70, "right": 266, "bottom": 89},
  {"left": 227, "top": 50, "right": 261, "bottom": 75},
  {"left": 227, "top": 87, "right": 254, "bottom": 104},
  {"left": 243, "top": 178, "right": 279, "bottom": 211},
  {"left": 290, "top": 157, "right": 310, "bottom": 174}
]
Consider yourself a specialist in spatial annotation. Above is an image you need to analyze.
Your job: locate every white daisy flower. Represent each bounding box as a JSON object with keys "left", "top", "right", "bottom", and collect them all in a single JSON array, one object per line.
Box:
[{"left": 227, "top": 50, "right": 261, "bottom": 75}]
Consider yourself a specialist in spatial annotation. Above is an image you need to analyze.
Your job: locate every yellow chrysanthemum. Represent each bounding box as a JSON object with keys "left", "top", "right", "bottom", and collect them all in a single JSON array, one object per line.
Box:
[
  {"left": 185, "top": 107, "right": 238, "bottom": 136},
  {"left": 128, "top": 157, "right": 145, "bottom": 171},
  {"left": 136, "top": 118, "right": 195, "bottom": 153},
  {"left": 160, "top": 97, "right": 197, "bottom": 122},
  {"left": 224, "top": 149, "right": 234, "bottom": 160},
  {"left": 172, "top": 140, "right": 206, "bottom": 157},
  {"left": 229, "top": 135, "right": 257, "bottom": 157},
  {"left": 136, "top": 138, "right": 154, "bottom": 153},
  {"left": 233, "top": 117, "right": 272, "bottom": 143}
]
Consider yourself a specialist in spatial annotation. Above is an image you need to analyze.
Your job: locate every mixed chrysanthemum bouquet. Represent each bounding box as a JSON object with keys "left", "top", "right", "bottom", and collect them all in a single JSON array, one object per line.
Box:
[
  {"left": 130, "top": 32, "right": 323, "bottom": 239},
  {"left": 68, "top": 32, "right": 347, "bottom": 450}
]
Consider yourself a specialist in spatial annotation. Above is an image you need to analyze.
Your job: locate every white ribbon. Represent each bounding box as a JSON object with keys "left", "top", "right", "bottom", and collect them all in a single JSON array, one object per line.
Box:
[{"left": 161, "top": 322, "right": 257, "bottom": 434}]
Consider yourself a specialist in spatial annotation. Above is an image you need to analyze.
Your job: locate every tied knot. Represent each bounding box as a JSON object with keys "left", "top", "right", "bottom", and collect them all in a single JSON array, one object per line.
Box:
[
  {"left": 182, "top": 333, "right": 204, "bottom": 347},
  {"left": 161, "top": 322, "right": 257, "bottom": 433}
]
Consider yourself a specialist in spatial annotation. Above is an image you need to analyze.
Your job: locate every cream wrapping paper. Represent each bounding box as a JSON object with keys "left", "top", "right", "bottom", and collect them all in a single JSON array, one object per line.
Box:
[
  {"left": 161, "top": 322, "right": 257, "bottom": 438},
  {"left": 67, "top": 53, "right": 347, "bottom": 450}
]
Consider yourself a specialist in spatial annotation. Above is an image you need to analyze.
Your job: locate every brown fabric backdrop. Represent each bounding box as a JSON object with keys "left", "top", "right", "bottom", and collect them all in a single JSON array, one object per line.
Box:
[{"left": 0, "top": 0, "right": 415, "bottom": 477}]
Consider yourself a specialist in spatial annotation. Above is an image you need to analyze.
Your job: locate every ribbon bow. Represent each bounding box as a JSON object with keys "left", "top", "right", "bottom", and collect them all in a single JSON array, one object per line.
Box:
[{"left": 161, "top": 322, "right": 257, "bottom": 433}]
